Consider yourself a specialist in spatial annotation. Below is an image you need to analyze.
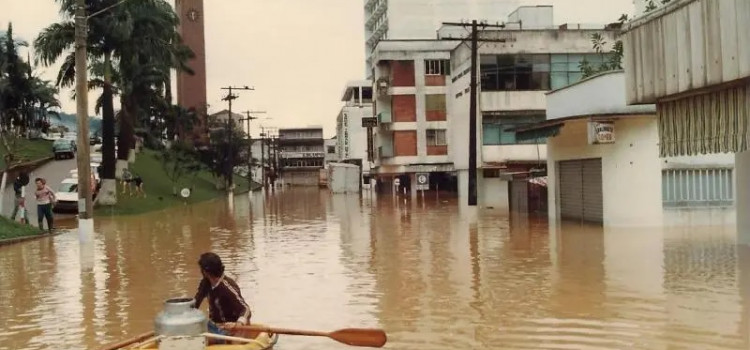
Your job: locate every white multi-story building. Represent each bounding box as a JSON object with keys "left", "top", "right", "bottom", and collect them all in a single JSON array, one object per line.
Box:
[
  {"left": 336, "top": 81, "right": 374, "bottom": 183},
  {"left": 370, "top": 6, "right": 619, "bottom": 210},
  {"left": 363, "top": 0, "right": 521, "bottom": 76}
]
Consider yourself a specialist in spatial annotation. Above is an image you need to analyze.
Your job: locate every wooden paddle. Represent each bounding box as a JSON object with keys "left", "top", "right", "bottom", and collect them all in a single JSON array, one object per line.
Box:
[
  {"left": 97, "top": 331, "right": 155, "bottom": 350},
  {"left": 234, "top": 325, "right": 387, "bottom": 348}
]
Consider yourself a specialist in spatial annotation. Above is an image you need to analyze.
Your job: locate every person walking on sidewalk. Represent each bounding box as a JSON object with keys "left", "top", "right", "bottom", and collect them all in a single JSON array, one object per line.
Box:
[{"left": 34, "top": 178, "right": 56, "bottom": 232}]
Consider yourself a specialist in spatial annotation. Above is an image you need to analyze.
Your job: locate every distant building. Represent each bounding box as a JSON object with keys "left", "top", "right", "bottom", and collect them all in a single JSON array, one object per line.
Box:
[
  {"left": 208, "top": 109, "right": 243, "bottom": 130},
  {"left": 279, "top": 127, "right": 325, "bottom": 186},
  {"left": 325, "top": 136, "right": 338, "bottom": 164},
  {"left": 363, "top": 0, "right": 520, "bottom": 76},
  {"left": 336, "top": 80, "right": 374, "bottom": 184}
]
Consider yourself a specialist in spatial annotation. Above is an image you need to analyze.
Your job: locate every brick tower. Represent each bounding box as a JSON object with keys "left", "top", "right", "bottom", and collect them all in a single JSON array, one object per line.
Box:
[{"left": 175, "top": 0, "right": 208, "bottom": 144}]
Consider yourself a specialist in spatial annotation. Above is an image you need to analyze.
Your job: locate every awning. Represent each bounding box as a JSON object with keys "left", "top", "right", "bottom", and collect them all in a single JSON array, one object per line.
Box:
[
  {"left": 515, "top": 123, "right": 563, "bottom": 142},
  {"left": 512, "top": 113, "right": 634, "bottom": 142},
  {"left": 657, "top": 83, "right": 750, "bottom": 157}
]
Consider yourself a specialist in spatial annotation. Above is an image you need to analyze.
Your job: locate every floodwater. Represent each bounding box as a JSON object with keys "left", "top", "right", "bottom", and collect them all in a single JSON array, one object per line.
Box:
[{"left": 0, "top": 188, "right": 748, "bottom": 350}]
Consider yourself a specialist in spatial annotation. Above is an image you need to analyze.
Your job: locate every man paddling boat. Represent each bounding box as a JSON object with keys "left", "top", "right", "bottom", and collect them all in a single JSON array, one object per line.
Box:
[{"left": 193, "top": 252, "right": 252, "bottom": 337}]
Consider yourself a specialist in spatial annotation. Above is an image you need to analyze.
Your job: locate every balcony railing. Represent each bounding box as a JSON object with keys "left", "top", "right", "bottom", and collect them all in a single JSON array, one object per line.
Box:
[{"left": 281, "top": 151, "right": 325, "bottom": 159}]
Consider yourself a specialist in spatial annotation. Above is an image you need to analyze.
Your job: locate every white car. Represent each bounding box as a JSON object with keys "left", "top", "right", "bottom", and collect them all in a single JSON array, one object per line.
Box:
[
  {"left": 54, "top": 178, "right": 79, "bottom": 212},
  {"left": 69, "top": 163, "right": 101, "bottom": 182}
]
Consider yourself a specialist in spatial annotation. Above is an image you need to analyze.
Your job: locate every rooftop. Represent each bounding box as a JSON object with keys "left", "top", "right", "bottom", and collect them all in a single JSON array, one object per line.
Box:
[{"left": 340, "top": 80, "right": 373, "bottom": 102}]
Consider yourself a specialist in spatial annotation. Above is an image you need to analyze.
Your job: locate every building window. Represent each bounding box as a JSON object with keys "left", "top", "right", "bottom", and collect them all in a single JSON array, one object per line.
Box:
[
  {"left": 426, "top": 129, "right": 447, "bottom": 146},
  {"left": 425, "top": 94, "right": 447, "bottom": 121},
  {"left": 480, "top": 54, "right": 550, "bottom": 91},
  {"left": 482, "top": 115, "right": 546, "bottom": 145},
  {"left": 662, "top": 168, "right": 734, "bottom": 208},
  {"left": 425, "top": 59, "right": 451, "bottom": 75},
  {"left": 483, "top": 169, "right": 501, "bottom": 178},
  {"left": 327, "top": 146, "right": 336, "bottom": 154},
  {"left": 550, "top": 53, "right": 614, "bottom": 90}
]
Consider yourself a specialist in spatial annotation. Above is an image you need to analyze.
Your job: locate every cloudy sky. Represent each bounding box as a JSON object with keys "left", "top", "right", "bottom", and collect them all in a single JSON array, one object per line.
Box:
[{"left": 1, "top": 0, "right": 634, "bottom": 137}]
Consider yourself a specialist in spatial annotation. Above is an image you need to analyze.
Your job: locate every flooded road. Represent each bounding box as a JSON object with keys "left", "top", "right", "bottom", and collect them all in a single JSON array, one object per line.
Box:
[{"left": 0, "top": 188, "right": 748, "bottom": 349}]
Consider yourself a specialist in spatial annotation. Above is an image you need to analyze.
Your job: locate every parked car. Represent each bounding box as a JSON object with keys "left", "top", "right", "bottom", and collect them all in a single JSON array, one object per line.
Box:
[
  {"left": 90, "top": 135, "right": 102, "bottom": 145},
  {"left": 52, "top": 139, "right": 75, "bottom": 160},
  {"left": 53, "top": 178, "right": 79, "bottom": 212}
]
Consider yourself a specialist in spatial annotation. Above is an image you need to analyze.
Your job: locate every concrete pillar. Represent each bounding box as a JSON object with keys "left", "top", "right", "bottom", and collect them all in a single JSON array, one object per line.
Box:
[
  {"left": 410, "top": 173, "right": 417, "bottom": 200},
  {"left": 738, "top": 245, "right": 750, "bottom": 349},
  {"left": 737, "top": 151, "right": 750, "bottom": 246}
]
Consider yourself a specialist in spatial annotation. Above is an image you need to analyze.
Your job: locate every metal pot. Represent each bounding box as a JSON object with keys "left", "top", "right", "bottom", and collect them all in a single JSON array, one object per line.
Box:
[{"left": 154, "top": 298, "right": 207, "bottom": 336}]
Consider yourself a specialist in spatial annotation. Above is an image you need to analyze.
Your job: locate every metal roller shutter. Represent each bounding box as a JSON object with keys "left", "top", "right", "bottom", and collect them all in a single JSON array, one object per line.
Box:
[
  {"left": 558, "top": 158, "right": 603, "bottom": 223},
  {"left": 559, "top": 160, "right": 583, "bottom": 220},
  {"left": 582, "top": 159, "right": 603, "bottom": 223}
]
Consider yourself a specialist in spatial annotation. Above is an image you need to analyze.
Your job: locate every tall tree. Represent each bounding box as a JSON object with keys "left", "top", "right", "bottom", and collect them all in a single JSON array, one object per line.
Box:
[
  {"left": 35, "top": 0, "right": 124, "bottom": 205},
  {"left": 35, "top": 0, "right": 193, "bottom": 206}
]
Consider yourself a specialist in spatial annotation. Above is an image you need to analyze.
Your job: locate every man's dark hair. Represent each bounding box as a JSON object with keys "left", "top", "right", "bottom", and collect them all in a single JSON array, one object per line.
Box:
[{"left": 198, "top": 252, "right": 225, "bottom": 278}]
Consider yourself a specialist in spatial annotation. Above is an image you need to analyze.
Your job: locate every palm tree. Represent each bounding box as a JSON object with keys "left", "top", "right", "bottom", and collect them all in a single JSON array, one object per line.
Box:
[
  {"left": 35, "top": 0, "right": 124, "bottom": 205},
  {"left": 114, "top": 0, "right": 193, "bottom": 168},
  {"left": 36, "top": 0, "right": 195, "bottom": 206}
]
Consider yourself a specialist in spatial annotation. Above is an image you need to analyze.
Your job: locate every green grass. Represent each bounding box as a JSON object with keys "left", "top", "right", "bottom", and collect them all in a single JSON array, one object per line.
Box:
[
  {"left": 95, "top": 149, "right": 260, "bottom": 216},
  {"left": 0, "top": 216, "right": 42, "bottom": 241},
  {"left": 0, "top": 138, "right": 53, "bottom": 169}
]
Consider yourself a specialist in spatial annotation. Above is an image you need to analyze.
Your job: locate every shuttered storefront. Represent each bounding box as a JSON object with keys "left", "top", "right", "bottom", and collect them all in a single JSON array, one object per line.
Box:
[{"left": 558, "top": 159, "right": 603, "bottom": 223}]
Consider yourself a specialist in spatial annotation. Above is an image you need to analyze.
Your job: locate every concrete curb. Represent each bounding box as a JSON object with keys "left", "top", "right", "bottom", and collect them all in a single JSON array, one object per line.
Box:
[
  {"left": 0, "top": 230, "right": 66, "bottom": 247},
  {"left": 1, "top": 156, "right": 55, "bottom": 178}
]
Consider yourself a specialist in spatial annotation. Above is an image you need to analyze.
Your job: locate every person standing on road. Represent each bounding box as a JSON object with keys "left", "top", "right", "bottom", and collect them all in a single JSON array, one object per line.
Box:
[
  {"left": 34, "top": 178, "right": 56, "bottom": 232},
  {"left": 11, "top": 172, "right": 29, "bottom": 222}
]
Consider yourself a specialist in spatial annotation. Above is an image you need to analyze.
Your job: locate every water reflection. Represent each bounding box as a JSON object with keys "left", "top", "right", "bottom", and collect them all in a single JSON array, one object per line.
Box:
[{"left": 0, "top": 191, "right": 747, "bottom": 349}]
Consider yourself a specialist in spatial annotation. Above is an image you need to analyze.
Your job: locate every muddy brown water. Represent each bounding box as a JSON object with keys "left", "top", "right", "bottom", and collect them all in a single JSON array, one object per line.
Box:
[{"left": 0, "top": 188, "right": 747, "bottom": 349}]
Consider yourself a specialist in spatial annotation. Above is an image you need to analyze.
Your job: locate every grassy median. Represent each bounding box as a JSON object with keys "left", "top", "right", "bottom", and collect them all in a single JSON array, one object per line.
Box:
[
  {"left": 0, "top": 216, "right": 42, "bottom": 241},
  {"left": 0, "top": 138, "right": 53, "bottom": 169},
  {"left": 95, "top": 149, "right": 260, "bottom": 216}
]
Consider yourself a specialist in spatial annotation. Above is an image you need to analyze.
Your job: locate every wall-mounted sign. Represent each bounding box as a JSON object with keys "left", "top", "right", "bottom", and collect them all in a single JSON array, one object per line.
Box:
[
  {"left": 588, "top": 121, "right": 615, "bottom": 144},
  {"left": 362, "top": 117, "right": 378, "bottom": 128},
  {"left": 416, "top": 172, "right": 429, "bottom": 191}
]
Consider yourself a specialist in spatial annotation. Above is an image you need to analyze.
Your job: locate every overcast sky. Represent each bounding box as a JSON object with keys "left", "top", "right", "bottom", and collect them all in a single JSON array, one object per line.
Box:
[{"left": 0, "top": 0, "right": 634, "bottom": 137}]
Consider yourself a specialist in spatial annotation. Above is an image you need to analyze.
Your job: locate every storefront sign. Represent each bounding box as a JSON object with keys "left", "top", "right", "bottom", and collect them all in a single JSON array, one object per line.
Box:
[{"left": 588, "top": 121, "right": 615, "bottom": 144}]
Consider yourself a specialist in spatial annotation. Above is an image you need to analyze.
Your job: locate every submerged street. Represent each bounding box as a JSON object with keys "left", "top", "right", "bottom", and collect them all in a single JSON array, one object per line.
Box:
[{"left": 0, "top": 189, "right": 747, "bottom": 350}]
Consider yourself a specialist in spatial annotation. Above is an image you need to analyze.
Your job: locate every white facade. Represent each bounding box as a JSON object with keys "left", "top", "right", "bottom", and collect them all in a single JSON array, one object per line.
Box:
[
  {"left": 363, "top": 0, "right": 520, "bottom": 76},
  {"left": 336, "top": 80, "right": 374, "bottom": 176},
  {"left": 448, "top": 25, "right": 619, "bottom": 209},
  {"left": 543, "top": 71, "right": 735, "bottom": 227},
  {"left": 622, "top": 0, "right": 748, "bottom": 243}
]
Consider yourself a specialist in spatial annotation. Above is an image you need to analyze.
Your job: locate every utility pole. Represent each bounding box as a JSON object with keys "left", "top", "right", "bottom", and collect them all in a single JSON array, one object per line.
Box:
[
  {"left": 75, "top": 0, "right": 94, "bottom": 225},
  {"left": 240, "top": 111, "right": 266, "bottom": 185},
  {"left": 260, "top": 127, "right": 266, "bottom": 188},
  {"left": 468, "top": 20, "right": 478, "bottom": 206},
  {"left": 220, "top": 86, "right": 253, "bottom": 192},
  {"left": 441, "top": 20, "right": 509, "bottom": 207}
]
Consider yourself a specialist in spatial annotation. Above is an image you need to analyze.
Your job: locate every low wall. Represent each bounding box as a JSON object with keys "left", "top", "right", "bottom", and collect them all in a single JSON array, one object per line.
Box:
[{"left": 328, "top": 163, "right": 361, "bottom": 194}]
